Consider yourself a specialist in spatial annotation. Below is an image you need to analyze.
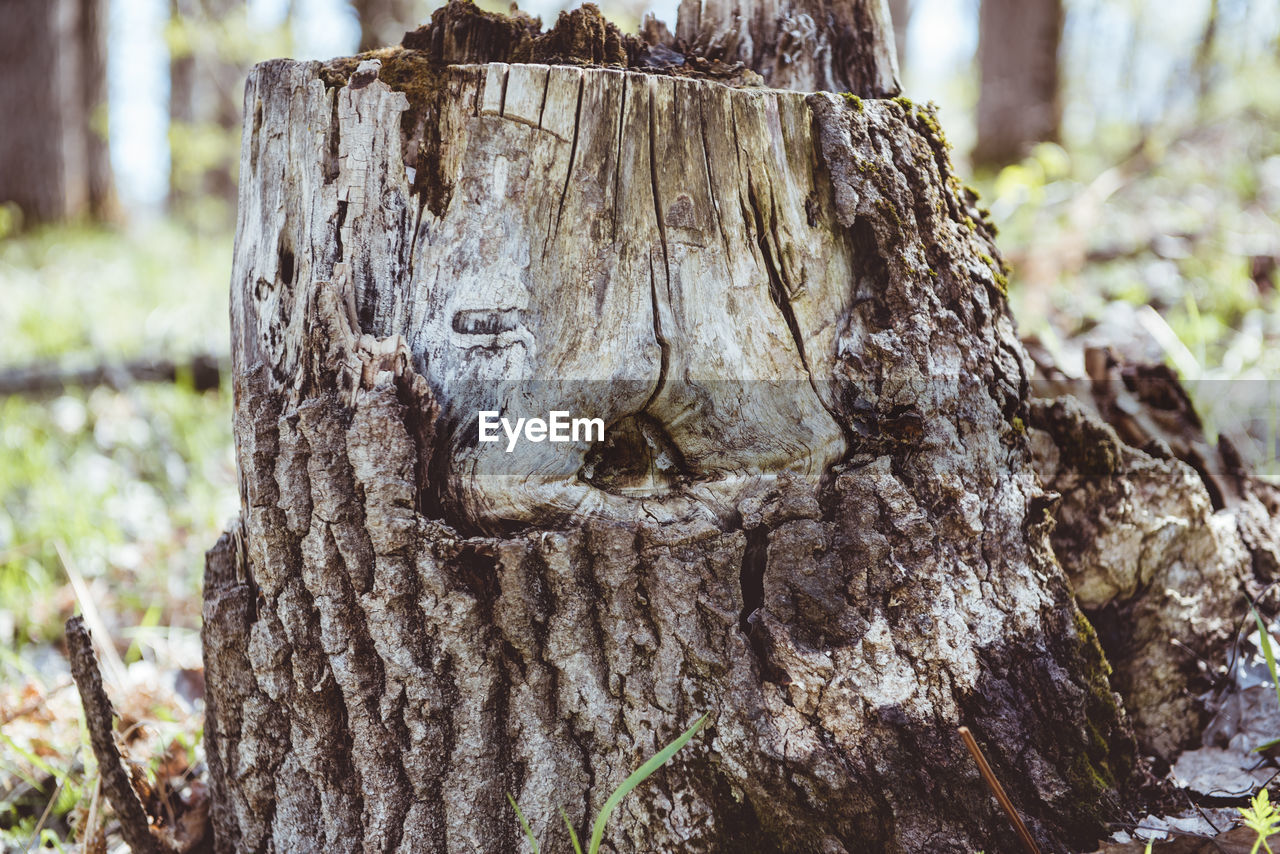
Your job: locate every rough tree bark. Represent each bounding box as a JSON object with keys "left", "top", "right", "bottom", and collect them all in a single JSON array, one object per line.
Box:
[
  {"left": 972, "top": 0, "right": 1063, "bottom": 168},
  {"left": 203, "top": 3, "right": 1141, "bottom": 852},
  {"left": 0, "top": 0, "right": 114, "bottom": 224}
]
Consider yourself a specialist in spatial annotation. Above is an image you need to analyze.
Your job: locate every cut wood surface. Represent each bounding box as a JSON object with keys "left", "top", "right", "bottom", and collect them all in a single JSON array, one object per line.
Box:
[{"left": 206, "top": 47, "right": 1141, "bottom": 853}]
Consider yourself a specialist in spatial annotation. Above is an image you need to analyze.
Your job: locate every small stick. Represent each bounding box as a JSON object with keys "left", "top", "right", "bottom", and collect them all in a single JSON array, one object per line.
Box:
[
  {"left": 24, "top": 750, "right": 73, "bottom": 852},
  {"left": 958, "top": 726, "right": 1042, "bottom": 854},
  {"left": 84, "top": 776, "right": 103, "bottom": 851},
  {"left": 66, "top": 616, "right": 168, "bottom": 854}
]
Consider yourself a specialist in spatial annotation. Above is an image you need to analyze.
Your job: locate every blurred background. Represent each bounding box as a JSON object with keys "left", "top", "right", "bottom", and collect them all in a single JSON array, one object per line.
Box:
[{"left": 0, "top": 0, "right": 1278, "bottom": 847}]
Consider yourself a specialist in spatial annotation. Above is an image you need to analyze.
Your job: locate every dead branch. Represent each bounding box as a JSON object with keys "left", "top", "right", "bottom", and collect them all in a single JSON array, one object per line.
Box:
[
  {"left": 65, "top": 615, "right": 170, "bottom": 854},
  {"left": 0, "top": 353, "right": 225, "bottom": 398}
]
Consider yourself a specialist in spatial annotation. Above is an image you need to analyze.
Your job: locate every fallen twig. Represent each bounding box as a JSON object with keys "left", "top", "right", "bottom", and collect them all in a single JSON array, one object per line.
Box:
[
  {"left": 959, "top": 725, "right": 1043, "bottom": 854},
  {"left": 84, "top": 776, "right": 104, "bottom": 854},
  {"left": 24, "top": 748, "right": 75, "bottom": 852},
  {"left": 65, "top": 615, "right": 169, "bottom": 854},
  {"left": 0, "top": 353, "right": 225, "bottom": 397}
]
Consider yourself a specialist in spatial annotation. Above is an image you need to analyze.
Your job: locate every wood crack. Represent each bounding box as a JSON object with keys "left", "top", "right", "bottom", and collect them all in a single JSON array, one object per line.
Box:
[
  {"left": 746, "top": 175, "right": 845, "bottom": 449},
  {"left": 551, "top": 73, "right": 585, "bottom": 246},
  {"left": 642, "top": 81, "right": 673, "bottom": 421},
  {"left": 697, "top": 92, "right": 734, "bottom": 264},
  {"left": 611, "top": 75, "right": 627, "bottom": 243}
]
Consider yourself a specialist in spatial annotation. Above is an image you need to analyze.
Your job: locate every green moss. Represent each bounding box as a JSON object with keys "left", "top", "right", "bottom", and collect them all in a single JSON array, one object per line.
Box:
[
  {"left": 963, "top": 216, "right": 976, "bottom": 232},
  {"left": 1011, "top": 415, "right": 1025, "bottom": 434},
  {"left": 319, "top": 47, "right": 456, "bottom": 216},
  {"left": 1060, "top": 606, "right": 1134, "bottom": 823},
  {"left": 841, "top": 92, "right": 864, "bottom": 112},
  {"left": 913, "top": 103, "right": 953, "bottom": 151},
  {"left": 367, "top": 51, "right": 444, "bottom": 107},
  {"left": 975, "top": 205, "right": 998, "bottom": 236},
  {"left": 874, "top": 197, "right": 903, "bottom": 230},
  {"left": 1064, "top": 751, "right": 1114, "bottom": 817},
  {"left": 972, "top": 251, "right": 1009, "bottom": 294},
  {"left": 891, "top": 95, "right": 914, "bottom": 113}
]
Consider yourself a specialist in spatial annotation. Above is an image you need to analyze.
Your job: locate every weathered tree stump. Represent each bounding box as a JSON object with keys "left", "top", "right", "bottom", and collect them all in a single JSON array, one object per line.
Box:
[{"left": 203, "top": 4, "right": 1140, "bottom": 852}]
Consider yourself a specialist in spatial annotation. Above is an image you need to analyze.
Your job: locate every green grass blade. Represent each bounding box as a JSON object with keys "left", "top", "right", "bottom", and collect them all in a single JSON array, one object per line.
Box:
[
  {"left": 0, "top": 732, "right": 60, "bottom": 781},
  {"left": 1253, "top": 606, "right": 1280, "bottom": 712},
  {"left": 587, "top": 713, "right": 709, "bottom": 854},
  {"left": 506, "top": 794, "right": 540, "bottom": 854},
  {"left": 561, "top": 806, "right": 584, "bottom": 854}
]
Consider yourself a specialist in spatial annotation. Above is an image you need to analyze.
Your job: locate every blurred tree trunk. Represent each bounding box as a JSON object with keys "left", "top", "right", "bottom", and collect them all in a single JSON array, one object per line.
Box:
[
  {"left": 202, "top": 3, "right": 1145, "bottom": 853},
  {"left": 79, "top": 0, "right": 114, "bottom": 217},
  {"left": 886, "top": 0, "right": 911, "bottom": 73},
  {"left": 1193, "top": 0, "right": 1220, "bottom": 102},
  {"left": 353, "top": 0, "right": 417, "bottom": 51},
  {"left": 0, "top": 0, "right": 114, "bottom": 225},
  {"left": 168, "top": 0, "right": 246, "bottom": 215},
  {"left": 972, "top": 0, "right": 1063, "bottom": 168}
]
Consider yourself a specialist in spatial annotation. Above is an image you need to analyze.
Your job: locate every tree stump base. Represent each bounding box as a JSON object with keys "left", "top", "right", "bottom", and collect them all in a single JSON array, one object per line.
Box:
[{"left": 204, "top": 41, "right": 1137, "bottom": 854}]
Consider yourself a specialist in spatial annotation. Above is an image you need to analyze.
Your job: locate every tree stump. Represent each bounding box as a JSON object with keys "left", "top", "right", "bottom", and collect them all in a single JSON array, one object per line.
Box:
[{"left": 203, "top": 6, "right": 1138, "bottom": 852}]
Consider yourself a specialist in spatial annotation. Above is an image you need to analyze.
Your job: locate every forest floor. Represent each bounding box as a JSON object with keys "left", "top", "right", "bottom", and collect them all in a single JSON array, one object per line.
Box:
[{"left": 1, "top": 63, "right": 1278, "bottom": 853}]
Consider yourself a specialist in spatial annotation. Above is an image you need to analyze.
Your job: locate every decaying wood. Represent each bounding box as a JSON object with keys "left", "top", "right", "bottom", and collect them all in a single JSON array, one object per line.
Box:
[
  {"left": 204, "top": 35, "right": 1147, "bottom": 851},
  {"left": 65, "top": 616, "right": 169, "bottom": 854},
  {"left": 1028, "top": 351, "right": 1280, "bottom": 761},
  {"left": 674, "top": 0, "right": 901, "bottom": 95}
]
